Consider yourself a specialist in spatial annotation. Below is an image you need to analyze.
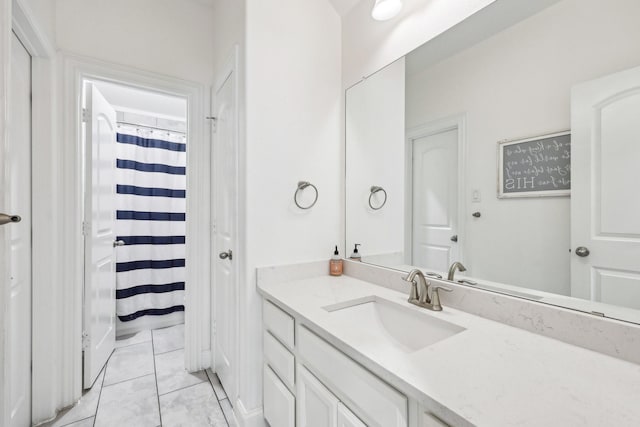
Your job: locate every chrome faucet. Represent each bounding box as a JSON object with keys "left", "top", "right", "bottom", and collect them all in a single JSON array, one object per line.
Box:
[
  {"left": 403, "top": 269, "right": 452, "bottom": 311},
  {"left": 447, "top": 261, "right": 467, "bottom": 281}
]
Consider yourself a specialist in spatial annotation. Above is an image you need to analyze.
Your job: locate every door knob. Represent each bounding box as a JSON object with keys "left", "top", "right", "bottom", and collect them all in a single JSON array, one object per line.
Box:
[
  {"left": 450, "top": 235, "right": 458, "bottom": 242},
  {"left": 113, "top": 240, "right": 125, "bottom": 247},
  {"left": 219, "top": 250, "right": 233, "bottom": 260},
  {"left": 0, "top": 213, "right": 21, "bottom": 225},
  {"left": 575, "top": 246, "right": 590, "bottom": 257}
]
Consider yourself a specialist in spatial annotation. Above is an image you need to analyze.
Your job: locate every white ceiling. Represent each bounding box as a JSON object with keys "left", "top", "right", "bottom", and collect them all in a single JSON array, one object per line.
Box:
[
  {"left": 90, "top": 80, "right": 187, "bottom": 121},
  {"left": 327, "top": 0, "right": 361, "bottom": 16}
]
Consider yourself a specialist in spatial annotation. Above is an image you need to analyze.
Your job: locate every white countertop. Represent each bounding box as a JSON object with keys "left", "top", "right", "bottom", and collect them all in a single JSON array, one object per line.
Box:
[{"left": 258, "top": 274, "right": 640, "bottom": 427}]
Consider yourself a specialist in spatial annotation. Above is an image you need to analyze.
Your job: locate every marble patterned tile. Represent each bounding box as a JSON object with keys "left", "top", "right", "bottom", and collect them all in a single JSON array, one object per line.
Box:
[
  {"left": 220, "top": 399, "right": 237, "bottom": 427},
  {"left": 62, "top": 417, "right": 95, "bottom": 427},
  {"left": 159, "top": 382, "right": 228, "bottom": 427},
  {"left": 152, "top": 324, "right": 184, "bottom": 354},
  {"left": 115, "top": 329, "right": 152, "bottom": 348},
  {"left": 206, "top": 369, "right": 227, "bottom": 400},
  {"left": 103, "top": 341, "right": 154, "bottom": 386},
  {"left": 95, "top": 374, "right": 160, "bottom": 427},
  {"left": 42, "top": 369, "right": 104, "bottom": 426},
  {"left": 155, "top": 348, "right": 207, "bottom": 395}
]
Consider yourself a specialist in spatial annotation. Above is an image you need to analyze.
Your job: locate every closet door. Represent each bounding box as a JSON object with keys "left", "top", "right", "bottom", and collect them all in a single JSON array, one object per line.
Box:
[
  {"left": 83, "top": 83, "right": 117, "bottom": 388},
  {"left": 297, "top": 364, "right": 339, "bottom": 427},
  {"left": 5, "top": 31, "right": 32, "bottom": 427}
]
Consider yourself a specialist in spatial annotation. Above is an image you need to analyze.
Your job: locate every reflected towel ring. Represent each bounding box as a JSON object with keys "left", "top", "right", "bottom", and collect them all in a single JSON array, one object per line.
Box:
[
  {"left": 294, "top": 181, "right": 318, "bottom": 210},
  {"left": 369, "top": 186, "right": 387, "bottom": 210}
]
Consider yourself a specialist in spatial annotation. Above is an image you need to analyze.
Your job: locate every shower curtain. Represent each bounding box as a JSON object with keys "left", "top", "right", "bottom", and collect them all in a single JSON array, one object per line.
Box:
[{"left": 115, "top": 124, "right": 186, "bottom": 322}]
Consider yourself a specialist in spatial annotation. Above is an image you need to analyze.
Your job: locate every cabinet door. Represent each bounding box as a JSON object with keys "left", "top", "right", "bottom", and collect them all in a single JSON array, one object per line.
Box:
[
  {"left": 421, "top": 412, "right": 449, "bottom": 427},
  {"left": 338, "top": 402, "right": 367, "bottom": 427},
  {"left": 297, "top": 364, "right": 339, "bottom": 427},
  {"left": 263, "top": 365, "right": 295, "bottom": 427}
]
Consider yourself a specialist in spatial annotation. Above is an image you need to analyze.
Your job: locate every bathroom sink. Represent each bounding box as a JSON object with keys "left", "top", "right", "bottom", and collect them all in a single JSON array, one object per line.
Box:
[{"left": 323, "top": 296, "right": 465, "bottom": 353}]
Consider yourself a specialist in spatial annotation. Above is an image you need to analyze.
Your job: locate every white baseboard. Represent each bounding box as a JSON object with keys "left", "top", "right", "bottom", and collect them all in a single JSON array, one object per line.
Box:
[{"left": 235, "top": 398, "right": 266, "bottom": 427}]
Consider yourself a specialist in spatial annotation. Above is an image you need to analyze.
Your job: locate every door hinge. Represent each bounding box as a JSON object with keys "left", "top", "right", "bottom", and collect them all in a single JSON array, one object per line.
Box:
[
  {"left": 82, "top": 108, "right": 89, "bottom": 123},
  {"left": 82, "top": 221, "right": 90, "bottom": 236},
  {"left": 82, "top": 331, "right": 90, "bottom": 349}
]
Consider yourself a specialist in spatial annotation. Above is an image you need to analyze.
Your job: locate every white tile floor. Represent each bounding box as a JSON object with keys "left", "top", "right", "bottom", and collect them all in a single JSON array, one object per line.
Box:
[{"left": 41, "top": 325, "right": 235, "bottom": 427}]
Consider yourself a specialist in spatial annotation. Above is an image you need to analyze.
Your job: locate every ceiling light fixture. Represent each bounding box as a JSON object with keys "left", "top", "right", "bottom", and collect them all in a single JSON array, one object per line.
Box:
[{"left": 371, "top": 0, "right": 403, "bottom": 21}]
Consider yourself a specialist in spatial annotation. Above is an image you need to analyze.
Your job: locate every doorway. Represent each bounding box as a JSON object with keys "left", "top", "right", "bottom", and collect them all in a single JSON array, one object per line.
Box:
[{"left": 81, "top": 79, "right": 189, "bottom": 388}]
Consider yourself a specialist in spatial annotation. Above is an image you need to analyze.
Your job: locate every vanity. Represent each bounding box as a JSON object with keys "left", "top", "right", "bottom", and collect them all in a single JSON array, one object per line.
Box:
[
  {"left": 258, "top": 261, "right": 640, "bottom": 426},
  {"left": 261, "top": 0, "right": 640, "bottom": 425}
]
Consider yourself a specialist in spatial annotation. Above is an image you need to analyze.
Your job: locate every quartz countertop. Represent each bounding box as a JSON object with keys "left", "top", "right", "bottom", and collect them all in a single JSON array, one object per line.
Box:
[{"left": 258, "top": 274, "right": 640, "bottom": 427}]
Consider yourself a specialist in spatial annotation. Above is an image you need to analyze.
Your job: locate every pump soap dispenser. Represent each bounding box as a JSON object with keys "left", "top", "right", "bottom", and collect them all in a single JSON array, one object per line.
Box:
[
  {"left": 330, "top": 245, "right": 343, "bottom": 276},
  {"left": 350, "top": 244, "right": 362, "bottom": 261}
]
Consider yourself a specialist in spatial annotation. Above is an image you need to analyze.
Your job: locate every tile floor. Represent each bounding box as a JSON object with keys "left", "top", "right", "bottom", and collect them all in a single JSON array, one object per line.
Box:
[{"left": 41, "top": 324, "right": 235, "bottom": 427}]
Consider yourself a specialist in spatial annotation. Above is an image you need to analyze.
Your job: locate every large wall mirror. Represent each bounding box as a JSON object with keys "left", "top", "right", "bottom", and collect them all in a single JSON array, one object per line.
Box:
[{"left": 345, "top": 0, "right": 640, "bottom": 324}]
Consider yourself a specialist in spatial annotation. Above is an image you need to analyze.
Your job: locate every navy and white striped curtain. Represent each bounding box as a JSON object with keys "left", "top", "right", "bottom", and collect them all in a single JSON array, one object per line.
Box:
[{"left": 115, "top": 124, "right": 186, "bottom": 322}]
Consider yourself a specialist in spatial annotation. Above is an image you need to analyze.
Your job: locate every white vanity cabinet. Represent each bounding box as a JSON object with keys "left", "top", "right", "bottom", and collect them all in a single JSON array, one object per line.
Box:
[
  {"left": 263, "top": 298, "right": 443, "bottom": 427},
  {"left": 263, "top": 364, "right": 295, "bottom": 427},
  {"left": 337, "top": 403, "right": 367, "bottom": 427},
  {"left": 263, "top": 301, "right": 296, "bottom": 426},
  {"left": 297, "top": 364, "right": 339, "bottom": 427}
]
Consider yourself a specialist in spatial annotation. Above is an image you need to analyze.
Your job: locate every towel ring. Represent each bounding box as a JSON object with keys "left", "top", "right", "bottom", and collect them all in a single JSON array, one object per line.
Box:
[
  {"left": 369, "top": 186, "right": 387, "bottom": 210},
  {"left": 294, "top": 181, "right": 318, "bottom": 210}
]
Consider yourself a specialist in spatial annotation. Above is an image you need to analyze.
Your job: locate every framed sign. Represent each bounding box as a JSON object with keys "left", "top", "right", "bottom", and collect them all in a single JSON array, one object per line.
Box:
[{"left": 497, "top": 130, "right": 571, "bottom": 198}]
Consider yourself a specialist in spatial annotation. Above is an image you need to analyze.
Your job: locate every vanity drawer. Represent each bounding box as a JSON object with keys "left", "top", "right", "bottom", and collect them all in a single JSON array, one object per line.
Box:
[
  {"left": 263, "top": 300, "right": 295, "bottom": 349},
  {"left": 297, "top": 325, "right": 408, "bottom": 427},
  {"left": 263, "top": 330, "right": 295, "bottom": 390},
  {"left": 263, "top": 364, "right": 295, "bottom": 427}
]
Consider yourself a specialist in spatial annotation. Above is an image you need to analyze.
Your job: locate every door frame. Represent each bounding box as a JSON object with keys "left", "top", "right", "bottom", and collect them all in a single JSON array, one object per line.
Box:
[
  {"left": 211, "top": 45, "right": 240, "bottom": 405},
  {"left": 405, "top": 114, "right": 467, "bottom": 268},
  {"left": 60, "top": 53, "right": 211, "bottom": 402},
  {"left": 1, "top": 0, "right": 57, "bottom": 424}
]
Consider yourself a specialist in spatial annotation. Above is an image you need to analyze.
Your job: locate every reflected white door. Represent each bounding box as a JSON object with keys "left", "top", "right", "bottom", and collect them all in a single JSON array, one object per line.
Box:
[
  {"left": 4, "top": 32, "right": 32, "bottom": 427},
  {"left": 571, "top": 65, "right": 640, "bottom": 310},
  {"left": 411, "top": 129, "right": 459, "bottom": 271},
  {"left": 213, "top": 52, "right": 238, "bottom": 402},
  {"left": 83, "top": 83, "right": 117, "bottom": 388}
]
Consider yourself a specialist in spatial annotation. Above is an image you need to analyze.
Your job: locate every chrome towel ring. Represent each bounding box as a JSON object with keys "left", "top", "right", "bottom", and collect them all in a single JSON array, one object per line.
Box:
[
  {"left": 369, "top": 186, "right": 387, "bottom": 210},
  {"left": 294, "top": 181, "right": 318, "bottom": 210}
]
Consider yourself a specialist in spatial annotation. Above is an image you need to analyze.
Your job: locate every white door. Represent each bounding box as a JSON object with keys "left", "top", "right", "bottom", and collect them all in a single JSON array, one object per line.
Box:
[
  {"left": 83, "top": 83, "right": 117, "bottom": 388},
  {"left": 297, "top": 365, "right": 339, "bottom": 427},
  {"left": 337, "top": 403, "right": 366, "bottom": 427},
  {"left": 3, "top": 32, "right": 33, "bottom": 427},
  {"left": 212, "top": 52, "right": 238, "bottom": 402},
  {"left": 411, "top": 129, "right": 459, "bottom": 271},
  {"left": 571, "top": 65, "right": 640, "bottom": 310}
]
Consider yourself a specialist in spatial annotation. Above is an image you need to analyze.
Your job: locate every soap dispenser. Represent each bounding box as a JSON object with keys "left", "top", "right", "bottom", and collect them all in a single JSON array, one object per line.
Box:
[
  {"left": 329, "top": 245, "right": 343, "bottom": 276},
  {"left": 350, "top": 244, "right": 362, "bottom": 261}
]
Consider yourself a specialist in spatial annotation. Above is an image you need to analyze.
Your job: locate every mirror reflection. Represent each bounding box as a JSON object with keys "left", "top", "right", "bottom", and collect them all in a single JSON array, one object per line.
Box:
[{"left": 345, "top": 0, "right": 640, "bottom": 323}]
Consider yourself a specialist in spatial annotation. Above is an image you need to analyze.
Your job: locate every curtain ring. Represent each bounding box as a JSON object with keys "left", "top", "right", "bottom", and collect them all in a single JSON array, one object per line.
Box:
[
  {"left": 294, "top": 181, "right": 318, "bottom": 210},
  {"left": 369, "top": 186, "right": 387, "bottom": 210}
]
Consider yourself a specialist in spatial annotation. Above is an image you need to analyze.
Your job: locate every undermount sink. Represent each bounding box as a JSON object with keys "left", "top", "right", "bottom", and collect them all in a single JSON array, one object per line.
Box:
[{"left": 323, "top": 296, "right": 465, "bottom": 353}]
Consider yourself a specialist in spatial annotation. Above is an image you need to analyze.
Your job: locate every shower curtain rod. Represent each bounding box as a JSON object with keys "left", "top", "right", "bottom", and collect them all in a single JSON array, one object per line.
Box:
[{"left": 117, "top": 121, "right": 187, "bottom": 135}]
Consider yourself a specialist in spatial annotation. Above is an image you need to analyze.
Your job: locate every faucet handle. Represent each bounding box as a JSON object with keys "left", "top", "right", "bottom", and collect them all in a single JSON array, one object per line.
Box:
[
  {"left": 407, "top": 279, "right": 419, "bottom": 302},
  {"left": 429, "top": 285, "right": 453, "bottom": 311}
]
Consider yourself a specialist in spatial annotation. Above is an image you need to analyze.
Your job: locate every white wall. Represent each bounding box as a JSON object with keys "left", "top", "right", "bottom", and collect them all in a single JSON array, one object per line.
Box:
[
  {"left": 55, "top": 0, "right": 215, "bottom": 85},
  {"left": 342, "top": 0, "right": 497, "bottom": 88},
  {"left": 406, "top": 0, "right": 640, "bottom": 293},
  {"left": 19, "top": 0, "right": 55, "bottom": 43},
  {"left": 243, "top": 0, "right": 341, "bottom": 417},
  {"left": 346, "top": 58, "right": 405, "bottom": 260}
]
